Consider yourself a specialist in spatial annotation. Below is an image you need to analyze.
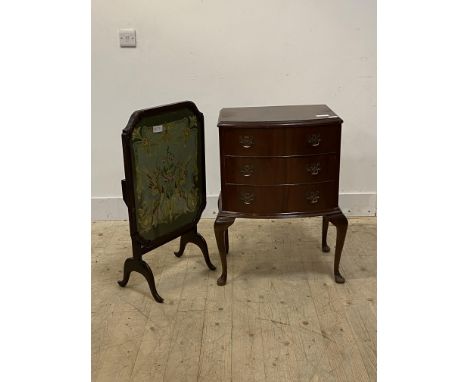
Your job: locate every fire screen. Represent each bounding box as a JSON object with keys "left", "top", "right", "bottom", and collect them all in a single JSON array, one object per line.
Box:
[{"left": 118, "top": 101, "right": 215, "bottom": 302}]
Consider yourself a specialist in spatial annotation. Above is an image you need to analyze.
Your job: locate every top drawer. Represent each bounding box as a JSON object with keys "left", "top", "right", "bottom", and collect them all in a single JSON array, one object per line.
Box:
[{"left": 220, "top": 124, "right": 340, "bottom": 156}]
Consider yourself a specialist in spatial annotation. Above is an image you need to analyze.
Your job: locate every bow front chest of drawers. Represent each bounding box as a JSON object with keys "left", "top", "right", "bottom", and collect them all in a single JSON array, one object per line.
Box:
[{"left": 214, "top": 105, "right": 348, "bottom": 286}]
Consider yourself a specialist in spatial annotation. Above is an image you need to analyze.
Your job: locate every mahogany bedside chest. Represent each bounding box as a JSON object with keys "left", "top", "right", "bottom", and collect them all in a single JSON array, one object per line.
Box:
[{"left": 214, "top": 104, "right": 348, "bottom": 286}]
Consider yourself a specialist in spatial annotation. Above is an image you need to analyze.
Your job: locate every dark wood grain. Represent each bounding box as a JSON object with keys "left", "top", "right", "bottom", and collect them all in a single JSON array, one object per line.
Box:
[
  {"left": 218, "top": 104, "right": 342, "bottom": 126},
  {"left": 215, "top": 104, "right": 347, "bottom": 286},
  {"left": 221, "top": 182, "right": 338, "bottom": 214},
  {"left": 119, "top": 101, "right": 216, "bottom": 303},
  {"left": 214, "top": 214, "right": 235, "bottom": 286},
  {"left": 329, "top": 210, "right": 348, "bottom": 283},
  {"left": 322, "top": 215, "right": 330, "bottom": 252},
  {"left": 220, "top": 125, "right": 340, "bottom": 156},
  {"left": 224, "top": 154, "right": 338, "bottom": 185}
]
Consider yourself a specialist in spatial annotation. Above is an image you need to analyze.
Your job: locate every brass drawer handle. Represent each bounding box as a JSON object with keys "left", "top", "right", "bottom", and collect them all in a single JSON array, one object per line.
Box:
[
  {"left": 306, "top": 190, "right": 320, "bottom": 204},
  {"left": 306, "top": 162, "right": 321, "bottom": 176},
  {"left": 240, "top": 164, "right": 254, "bottom": 177},
  {"left": 240, "top": 191, "right": 255, "bottom": 205},
  {"left": 239, "top": 135, "right": 254, "bottom": 148},
  {"left": 308, "top": 133, "right": 321, "bottom": 147}
]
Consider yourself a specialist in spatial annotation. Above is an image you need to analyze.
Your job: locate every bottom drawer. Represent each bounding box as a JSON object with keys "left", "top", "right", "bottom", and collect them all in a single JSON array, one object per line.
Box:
[{"left": 222, "top": 182, "right": 338, "bottom": 214}]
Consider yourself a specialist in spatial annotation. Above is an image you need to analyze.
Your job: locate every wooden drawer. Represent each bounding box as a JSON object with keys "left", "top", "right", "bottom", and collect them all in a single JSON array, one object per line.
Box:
[
  {"left": 220, "top": 124, "right": 340, "bottom": 156},
  {"left": 285, "top": 183, "right": 338, "bottom": 212},
  {"left": 222, "top": 182, "right": 338, "bottom": 214},
  {"left": 223, "top": 154, "right": 338, "bottom": 185}
]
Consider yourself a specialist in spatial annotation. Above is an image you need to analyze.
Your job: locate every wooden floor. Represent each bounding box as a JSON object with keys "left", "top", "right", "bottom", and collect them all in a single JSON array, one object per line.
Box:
[{"left": 92, "top": 217, "right": 376, "bottom": 382}]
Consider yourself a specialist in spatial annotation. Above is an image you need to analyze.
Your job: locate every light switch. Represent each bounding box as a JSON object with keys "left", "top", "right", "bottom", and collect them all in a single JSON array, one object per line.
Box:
[{"left": 119, "top": 29, "right": 136, "bottom": 48}]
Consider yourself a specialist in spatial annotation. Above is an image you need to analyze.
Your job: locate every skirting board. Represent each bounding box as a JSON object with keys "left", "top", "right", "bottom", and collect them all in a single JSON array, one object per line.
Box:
[{"left": 92, "top": 192, "right": 376, "bottom": 221}]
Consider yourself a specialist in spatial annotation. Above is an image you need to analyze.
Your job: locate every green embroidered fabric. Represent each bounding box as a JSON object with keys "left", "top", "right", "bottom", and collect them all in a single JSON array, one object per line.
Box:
[{"left": 130, "top": 107, "right": 203, "bottom": 241}]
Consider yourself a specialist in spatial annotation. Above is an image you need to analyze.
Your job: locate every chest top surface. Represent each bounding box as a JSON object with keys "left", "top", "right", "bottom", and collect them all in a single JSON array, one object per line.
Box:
[{"left": 218, "top": 104, "right": 342, "bottom": 127}]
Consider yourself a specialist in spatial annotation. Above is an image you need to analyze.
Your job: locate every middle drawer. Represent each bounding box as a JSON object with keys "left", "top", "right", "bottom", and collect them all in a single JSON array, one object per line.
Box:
[{"left": 223, "top": 154, "right": 338, "bottom": 185}]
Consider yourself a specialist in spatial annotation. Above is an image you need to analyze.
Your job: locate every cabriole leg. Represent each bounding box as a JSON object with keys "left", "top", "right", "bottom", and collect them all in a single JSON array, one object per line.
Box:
[
  {"left": 322, "top": 215, "right": 330, "bottom": 253},
  {"left": 214, "top": 215, "right": 235, "bottom": 286},
  {"left": 328, "top": 209, "right": 348, "bottom": 284},
  {"left": 224, "top": 229, "right": 230, "bottom": 255}
]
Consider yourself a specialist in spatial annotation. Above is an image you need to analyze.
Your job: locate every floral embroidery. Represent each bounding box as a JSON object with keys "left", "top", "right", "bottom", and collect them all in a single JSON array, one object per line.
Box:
[{"left": 130, "top": 113, "right": 201, "bottom": 240}]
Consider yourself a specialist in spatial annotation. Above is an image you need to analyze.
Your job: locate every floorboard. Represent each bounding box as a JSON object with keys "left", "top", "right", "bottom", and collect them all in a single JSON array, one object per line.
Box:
[{"left": 92, "top": 217, "right": 376, "bottom": 381}]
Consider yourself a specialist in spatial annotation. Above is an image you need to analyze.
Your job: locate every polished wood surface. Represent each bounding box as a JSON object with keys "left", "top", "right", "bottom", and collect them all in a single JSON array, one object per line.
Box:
[
  {"left": 221, "top": 125, "right": 340, "bottom": 156},
  {"left": 119, "top": 101, "right": 216, "bottom": 303},
  {"left": 224, "top": 154, "right": 338, "bottom": 185},
  {"left": 215, "top": 104, "right": 348, "bottom": 286},
  {"left": 222, "top": 183, "right": 338, "bottom": 214},
  {"left": 218, "top": 104, "right": 342, "bottom": 126}
]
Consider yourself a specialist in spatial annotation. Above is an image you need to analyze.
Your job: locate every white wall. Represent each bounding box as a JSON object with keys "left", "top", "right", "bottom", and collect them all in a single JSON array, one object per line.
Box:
[{"left": 92, "top": 0, "right": 376, "bottom": 219}]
